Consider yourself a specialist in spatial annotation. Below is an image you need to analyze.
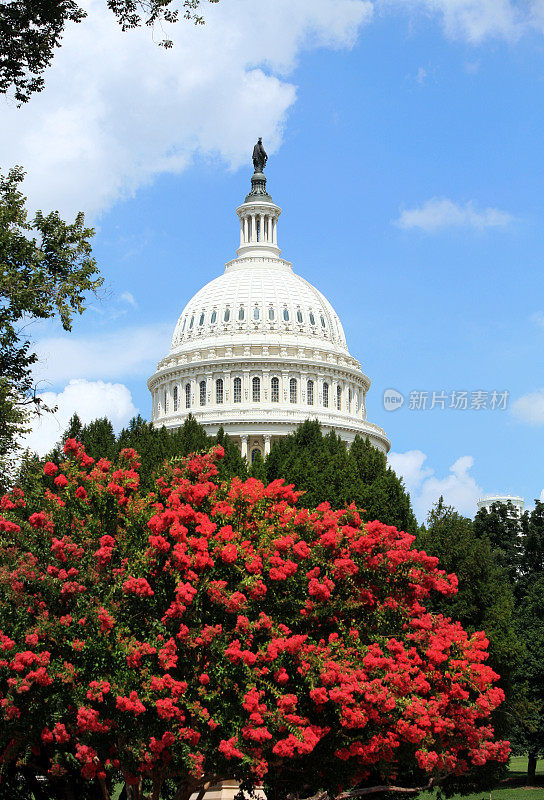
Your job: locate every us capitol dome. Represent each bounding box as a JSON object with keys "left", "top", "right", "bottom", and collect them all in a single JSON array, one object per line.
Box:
[{"left": 148, "top": 142, "right": 390, "bottom": 461}]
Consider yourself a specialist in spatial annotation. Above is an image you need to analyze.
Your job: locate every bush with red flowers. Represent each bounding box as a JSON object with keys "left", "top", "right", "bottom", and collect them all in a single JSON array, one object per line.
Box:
[{"left": 0, "top": 440, "right": 509, "bottom": 800}]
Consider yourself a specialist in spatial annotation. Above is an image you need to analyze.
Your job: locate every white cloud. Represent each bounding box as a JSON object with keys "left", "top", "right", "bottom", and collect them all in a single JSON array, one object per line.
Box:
[
  {"left": 389, "top": 450, "right": 482, "bottom": 520},
  {"left": 381, "top": 0, "right": 524, "bottom": 43},
  {"left": 396, "top": 197, "right": 515, "bottom": 232},
  {"left": 540, "top": 488, "right": 544, "bottom": 502},
  {"left": 0, "top": 0, "right": 372, "bottom": 218},
  {"left": 33, "top": 322, "right": 173, "bottom": 385},
  {"left": 388, "top": 449, "right": 433, "bottom": 491},
  {"left": 511, "top": 389, "right": 544, "bottom": 425},
  {"left": 22, "top": 379, "right": 138, "bottom": 456},
  {"left": 120, "top": 291, "right": 138, "bottom": 310}
]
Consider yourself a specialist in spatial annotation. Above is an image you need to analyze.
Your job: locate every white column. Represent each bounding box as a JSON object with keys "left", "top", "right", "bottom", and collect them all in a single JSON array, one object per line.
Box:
[
  {"left": 224, "top": 371, "right": 231, "bottom": 404},
  {"left": 243, "top": 369, "right": 250, "bottom": 402},
  {"left": 241, "top": 435, "right": 248, "bottom": 460},
  {"left": 240, "top": 219, "right": 244, "bottom": 246},
  {"left": 264, "top": 435, "right": 271, "bottom": 456},
  {"left": 191, "top": 377, "right": 196, "bottom": 408}
]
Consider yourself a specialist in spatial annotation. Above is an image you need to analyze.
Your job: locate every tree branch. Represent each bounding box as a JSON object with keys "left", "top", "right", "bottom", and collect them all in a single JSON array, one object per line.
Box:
[{"left": 337, "top": 777, "right": 445, "bottom": 798}]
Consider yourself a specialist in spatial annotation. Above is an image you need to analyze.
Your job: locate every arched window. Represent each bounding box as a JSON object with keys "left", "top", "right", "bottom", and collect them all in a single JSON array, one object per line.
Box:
[
  {"left": 173, "top": 386, "right": 178, "bottom": 412},
  {"left": 271, "top": 376, "right": 279, "bottom": 402},
  {"left": 348, "top": 387, "right": 352, "bottom": 408},
  {"left": 290, "top": 378, "right": 297, "bottom": 404},
  {"left": 189, "top": 315, "right": 194, "bottom": 329},
  {"left": 238, "top": 306, "right": 245, "bottom": 321},
  {"left": 307, "top": 380, "right": 314, "bottom": 405},
  {"left": 224, "top": 308, "right": 230, "bottom": 322},
  {"left": 253, "top": 307, "right": 260, "bottom": 320},
  {"left": 283, "top": 308, "right": 290, "bottom": 322},
  {"left": 199, "top": 380, "right": 206, "bottom": 406},
  {"left": 309, "top": 312, "right": 315, "bottom": 326},
  {"left": 211, "top": 310, "right": 217, "bottom": 323},
  {"left": 251, "top": 448, "right": 261, "bottom": 464},
  {"left": 181, "top": 318, "right": 187, "bottom": 332},
  {"left": 336, "top": 385, "right": 342, "bottom": 411},
  {"left": 164, "top": 390, "right": 168, "bottom": 414},
  {"left": 269, "top": 307, "right": 275, "bottom": 321},
  {"left": 320, "top": 314, "right": 326, "bottom": 328},
  {"left": 199, "top": 313, "right": 204, "bottom": 326},
  {"left": 252, "top": 376, "right": 260, "bottom": 402},
  {"left": 297, "top": 310, "right": 303, "bottom": 323},
  {"left": 233, "top": 377, "right": 242, "bottom": 403},
  {"left": 216, "top": 378, "right": 223, "bottom": 404},
  {"left": 323, "top": 382, "right": 329, "bottom": 408},
  {"left": 185, "top": 383, "right": 191, "bottom": 409}
]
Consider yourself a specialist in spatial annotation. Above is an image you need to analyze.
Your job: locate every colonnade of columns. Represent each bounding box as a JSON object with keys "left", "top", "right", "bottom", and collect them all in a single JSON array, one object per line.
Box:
[
  {"left": 239, "top": 212, "right": 277, "bottom": 246},
  {"left": 153, "top": 373, "right": 367, "bottom": 420}
]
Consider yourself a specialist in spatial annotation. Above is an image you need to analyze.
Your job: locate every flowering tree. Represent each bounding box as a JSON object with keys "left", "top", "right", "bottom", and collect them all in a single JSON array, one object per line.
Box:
[{"left": 0, "top": 441, "right": 509, "bottom": 800}]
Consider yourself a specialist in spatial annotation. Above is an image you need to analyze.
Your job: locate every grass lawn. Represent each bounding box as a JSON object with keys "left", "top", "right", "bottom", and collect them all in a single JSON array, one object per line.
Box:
[
  {"left": 509, "top": 757, "right": 544, "bottom": 776},
  {"left": 417, "top": 756, "right": 544, "bottom": 800}
]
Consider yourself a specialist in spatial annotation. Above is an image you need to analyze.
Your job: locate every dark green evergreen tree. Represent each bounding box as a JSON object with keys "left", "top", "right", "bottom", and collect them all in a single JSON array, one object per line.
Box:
[
  {"left": 511, "top": 501, "right": 544, "bottom": 780},
  {"left": 80, "top": 417, "right": 116, "bottom": 461},
  {"left": 265, "top": 421, "right": 350, "bottom": 509},
  {"left": 214, "top": 427, "right": 246, "bottom": 481},
  {"left": 473, "top": 501, "right": 526, "bottom": 584},
  {"left": 418, "top": 499, "right": 520, "bottom": 764},
  {"left": 347, "top": 435, "right": 417, "bottom": 533},
  {"left": 265, "top": 421, "right": 416, "bottom": 533},
  {"left": 249, "top": 449, "right": 267, "bottom": 481},
  {"left": 117, "top": 415, "right": 173, "bottom": 489},
  {"left": 63, "top": 412, "right": 83, "bottom": 441}
]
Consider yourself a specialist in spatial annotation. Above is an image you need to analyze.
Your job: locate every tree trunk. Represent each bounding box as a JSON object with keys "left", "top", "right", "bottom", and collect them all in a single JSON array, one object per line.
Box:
[{"left": 528, "top": 751, "right": 538, "bottom": 784}]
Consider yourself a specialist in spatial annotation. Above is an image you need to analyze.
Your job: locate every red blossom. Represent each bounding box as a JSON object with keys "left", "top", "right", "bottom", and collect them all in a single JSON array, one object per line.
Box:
[{"left": 0, "top": 441, "right": 509, "bottom": 797}]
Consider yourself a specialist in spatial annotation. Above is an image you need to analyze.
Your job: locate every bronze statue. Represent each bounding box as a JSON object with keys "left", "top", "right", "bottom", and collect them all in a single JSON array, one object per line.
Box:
[{"left": 252, "top": 137, "right": 267, "bottom": 173}]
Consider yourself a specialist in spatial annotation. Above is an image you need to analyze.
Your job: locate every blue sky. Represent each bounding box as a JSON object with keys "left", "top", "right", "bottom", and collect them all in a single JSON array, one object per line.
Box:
[{"left": 4, "top": 0, "right": 544, "bottom": 520}]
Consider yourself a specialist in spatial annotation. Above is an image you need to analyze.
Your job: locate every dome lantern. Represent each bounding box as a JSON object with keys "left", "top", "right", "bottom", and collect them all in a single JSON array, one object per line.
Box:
[{"left": 235, "top": 144, "right": 281, "bottom": 260}]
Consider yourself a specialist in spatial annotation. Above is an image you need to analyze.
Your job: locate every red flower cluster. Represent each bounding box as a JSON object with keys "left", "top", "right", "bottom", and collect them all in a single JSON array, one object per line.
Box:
[{"left": 0, "top": 442, "right": 509, "bottom": 800}]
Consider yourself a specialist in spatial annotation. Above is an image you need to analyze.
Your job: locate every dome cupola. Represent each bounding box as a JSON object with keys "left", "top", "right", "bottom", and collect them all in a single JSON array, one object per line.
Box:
[
  {"left": 148, "top": 141, "right": 389, "bottom": 459},
  {"left": 235, "top": 167, "right": 281, "bottom": 259}
]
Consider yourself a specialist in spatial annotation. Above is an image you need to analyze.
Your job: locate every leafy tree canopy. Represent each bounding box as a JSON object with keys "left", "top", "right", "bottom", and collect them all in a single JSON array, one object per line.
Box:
[
  {"left": 0, "top": 167, "right": 101, "bottom": 488},
  {"left": 509, "top": 501, "right": 544, "bottom": 775},
  {"left": 473, "top": 501, "right": 525, "bottom": 584},
  {"left": 0, "top": 440, "right": 508, "bottom": 800},
  {"left": 1, "top": 0, "right": 218, "bottom": 104},
  {"left": 418, "top": 500, "right": 520, "bottom": 696}
]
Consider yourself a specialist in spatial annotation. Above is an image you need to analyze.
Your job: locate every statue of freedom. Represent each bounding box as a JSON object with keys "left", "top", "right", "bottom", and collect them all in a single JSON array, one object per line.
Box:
[{"left": 252, "top": 138, "right": 268, "bottom": 173}]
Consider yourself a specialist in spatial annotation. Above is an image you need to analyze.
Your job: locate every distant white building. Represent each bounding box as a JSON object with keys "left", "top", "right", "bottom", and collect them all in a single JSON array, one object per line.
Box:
[
  {"left": 148, "top": 150, "right": 390, "bottom": 461},
  {"left": 477, "top": 495, "right": 525, "bottom": 515}
]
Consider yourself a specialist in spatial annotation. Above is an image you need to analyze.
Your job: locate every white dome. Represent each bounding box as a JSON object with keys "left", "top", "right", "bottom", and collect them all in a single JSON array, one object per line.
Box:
[
  {"left": 170, "top": 261, "right": 347, "bottom": 354},
  {"left": 148, "top": 163, "right": 389, "bottom": 457}
]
